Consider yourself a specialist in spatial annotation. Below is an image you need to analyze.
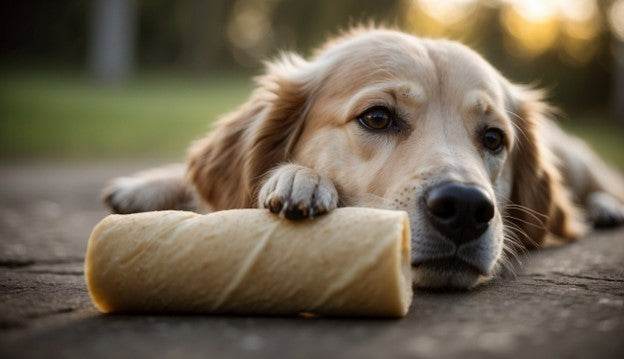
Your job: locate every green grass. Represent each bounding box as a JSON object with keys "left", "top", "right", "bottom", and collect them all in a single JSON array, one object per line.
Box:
[
  {"left": 0, "top": 70, "right": 622, "bottom": 169},
  {"left": 0, "top": 70, "right": 254, "bottom": 159},
  {"left": 561, "top": 118, "right": 624, "bottom": 170}
]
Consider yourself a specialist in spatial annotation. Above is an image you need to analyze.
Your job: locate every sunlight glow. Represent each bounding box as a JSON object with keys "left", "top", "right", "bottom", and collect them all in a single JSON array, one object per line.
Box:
[
  {"left": 508, "top": 0, "right": 558, "bottom": 22},
  {"left": 560, "top": 0, "right": 597, "bottom": 23},
  {"left": 404, "top": 0, "right": 482, "bottom": 39},
  {"left": 609, "top": 0, "right": 624, "bottom": 41},
  {"left": 501, "top": 5, "right": 559, "bottom": 57},
  {"left": 501, "top": 0, "right": 601, "bottom": 60},
  {"left": 417, "top": 0, "right": 478, "bottom": 24},
  {"left": 226, "top": 0, "right": 279, "bottom": 62},
  {"left": 405, "top": 0, "right": 605, "bottom": 64}
]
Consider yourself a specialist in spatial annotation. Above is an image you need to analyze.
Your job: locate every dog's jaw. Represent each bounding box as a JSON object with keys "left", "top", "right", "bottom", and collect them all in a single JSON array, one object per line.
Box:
[
  {"left": 411, "top": 262, "right": 487, "bottom": 290},
  {"left": 408, "top": 211, "right": 504, "bottom": 289}
]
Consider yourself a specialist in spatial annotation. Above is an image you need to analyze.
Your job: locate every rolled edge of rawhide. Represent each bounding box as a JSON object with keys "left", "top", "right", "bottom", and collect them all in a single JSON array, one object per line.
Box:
[{"left": 85, "top": 208, "right": 413, "bottom": 317}]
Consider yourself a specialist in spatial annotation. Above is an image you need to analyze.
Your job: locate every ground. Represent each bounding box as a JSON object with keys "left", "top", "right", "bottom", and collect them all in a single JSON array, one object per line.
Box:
[{"left": 1, "top": 161, "right": 623, "bottom": 359}]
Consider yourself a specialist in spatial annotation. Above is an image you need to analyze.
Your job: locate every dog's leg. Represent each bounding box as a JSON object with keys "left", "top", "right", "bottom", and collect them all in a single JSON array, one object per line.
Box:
[
  {"left": 544, "top": 120, "right": 624, "bottom": 227},
  {"left": 258, "top": 164, "right": 339, "bottom": 220},
  {"left": 102, "top": 164, "right": 201, "bottom": 214}
]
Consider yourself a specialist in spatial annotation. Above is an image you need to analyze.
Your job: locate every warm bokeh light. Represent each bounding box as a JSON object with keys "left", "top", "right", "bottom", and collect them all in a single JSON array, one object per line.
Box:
[
  {"left": 226, "top": 0, "right": 619, "bottom": 66},
  {"left": 501, "top": 4, "right": 560, "bottom": 58},
  {"left": 226, "top": 0, "right": 277, "bottom": 62},
  {"left": 507, "top": 0, "right": 558, "bottom": 22},
  {"left": 403, "top": 0, "right": 481, "bottom": 40},
  {"left": 404, "top": 0, "right": 610, "bottom": 64},
  {"left": 609, "top": 0, "right": 624, "bottom": 41},
  {"left": 559, "top": 0, "right": 597, "bottom": 23},
  {"left": 501, "top": 0, "right": 601, "bottom": 61},
  {"left": 416, "top": 0, "right": 477, "bottom": 24}
]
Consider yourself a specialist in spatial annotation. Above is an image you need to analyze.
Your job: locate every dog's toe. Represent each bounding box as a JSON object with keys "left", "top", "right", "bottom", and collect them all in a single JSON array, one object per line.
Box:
[
  {"left": 258, "top": 165, "right": 338, "bottom": 219},
  {"left": 283, "top": 204, "right": 309, "bottom": 220},
  {"left": 102, "top": 177, "right": 145, "bottom": 214},
  {"left": 265, "top": 194, "right": 285, "bottom": 215}
]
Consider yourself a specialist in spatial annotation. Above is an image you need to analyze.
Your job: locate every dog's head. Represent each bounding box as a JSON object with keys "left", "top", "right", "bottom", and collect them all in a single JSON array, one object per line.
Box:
[{"left": 189, "top": 29, "right": 583, "bottom": 289}]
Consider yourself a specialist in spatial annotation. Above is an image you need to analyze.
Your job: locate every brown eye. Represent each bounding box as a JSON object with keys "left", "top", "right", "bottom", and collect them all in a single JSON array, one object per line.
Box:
[
  {"left": 358, "top": 106, "right": 392, "bottom": 130},
  {"left": 483, "top": 128, "right": 504, "bottom": 152}
]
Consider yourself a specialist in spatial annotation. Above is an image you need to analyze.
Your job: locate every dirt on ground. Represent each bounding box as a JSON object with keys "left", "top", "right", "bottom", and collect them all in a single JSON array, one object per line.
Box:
[{"left": 1, "top": 161, "right": 623, "bottom": 359}]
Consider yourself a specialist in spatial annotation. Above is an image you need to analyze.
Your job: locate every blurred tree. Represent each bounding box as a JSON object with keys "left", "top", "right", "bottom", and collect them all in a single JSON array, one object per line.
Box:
[
  {"left": 271, "top": 0, "right": 402, "bottom": 55},
  {"left": 0, "top": 0, "right": 620, "bottom": 119},
  {"left": 138, "top": 0, "right": 235, "bottom": 69},
  {"left": 614, "top": 40, "right": 624, "bottom": 124},
  {"left": 90, "top": 0, "right": 136, "bottom": 83},
  {"left": 0, "top": 1, "right": 88, "bottom": 66},
  {"left": 609, "top": 0, "right": 624, "bottom": 123},
  {"left": 179, "top": 0, "right": 231, "bottom": 68}
]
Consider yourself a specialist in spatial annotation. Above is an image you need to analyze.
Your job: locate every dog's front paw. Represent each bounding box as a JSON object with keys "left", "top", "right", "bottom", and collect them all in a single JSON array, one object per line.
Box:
[
  {"left": 587, "top": 191, "right": 624, "bottom": 228},
  {"left": 102, "top": 164, "right": 193, "bottom": 214},
  {"left": 103, "top": 176, "right": 162, "bottom": 214},
  {"left": 258, "top": 164, "right": 338, "bottom": 220}
]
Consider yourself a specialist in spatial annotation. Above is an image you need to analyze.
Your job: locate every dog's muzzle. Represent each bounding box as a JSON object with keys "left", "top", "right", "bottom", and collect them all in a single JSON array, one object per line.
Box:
[
  {"left": 424, "top": 182, "right": 494, "bottom": 244},
  {"left": 411, "top": 182, "right": 498, "bottom": 285}
]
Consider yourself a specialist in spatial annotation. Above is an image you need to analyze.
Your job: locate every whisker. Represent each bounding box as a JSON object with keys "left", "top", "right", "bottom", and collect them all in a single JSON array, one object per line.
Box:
[
  {"left": 497, "top": 244, "right": 518, "bottom": 279},
  {"left": 503, "top": 228, "right": 527, "bottom": 255},
  {"left": 503, "top": 228, "right": 525, "bottom": 249},
  {"left": 505, "top": 110, "right": 529, "bottom": 150},
  {"left": 506, "top": 203, "right": 549, "bottom": 221},
  {"left": 504, "top": 214, "right": 547, "bottom": 231},
  {"left": 504, "top": 221, "right": 538, "bottom": 249},
  {"left": 503, "top": 236, "right": 525, "bottom": 265}
]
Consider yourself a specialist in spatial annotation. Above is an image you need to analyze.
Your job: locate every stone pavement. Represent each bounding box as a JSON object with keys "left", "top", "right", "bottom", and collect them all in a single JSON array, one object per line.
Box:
[{"left": 1, "top": 161, "right": 623, "bottom": 359}]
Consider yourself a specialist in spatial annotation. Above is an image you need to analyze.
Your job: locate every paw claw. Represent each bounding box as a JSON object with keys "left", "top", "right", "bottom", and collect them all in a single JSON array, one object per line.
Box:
[
  {"left": 267, "top": 196, "right": 284, "bottom": 214},
  {"left": 284, "top": 207, "right": 307, "bottom": 220},
  {"left": 102, "top": 186, "right": 131, "bottom": 214},
  {"left": 314, "top": 204, "right": 327, "bottom": 215}
]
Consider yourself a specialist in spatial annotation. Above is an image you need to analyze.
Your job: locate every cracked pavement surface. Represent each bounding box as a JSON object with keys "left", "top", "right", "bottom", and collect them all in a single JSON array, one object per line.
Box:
[{"left": 1, "top": 161, "right": 623, "bottom": 358}]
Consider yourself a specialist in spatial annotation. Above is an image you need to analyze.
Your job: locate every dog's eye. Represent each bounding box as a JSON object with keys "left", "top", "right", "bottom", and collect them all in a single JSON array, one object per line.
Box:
[
  {"left": 357, "top": 106, "right": 393, "bottom": 130},
  {"left": 482, "top": 128, "right": 504, "bottom": 152}
]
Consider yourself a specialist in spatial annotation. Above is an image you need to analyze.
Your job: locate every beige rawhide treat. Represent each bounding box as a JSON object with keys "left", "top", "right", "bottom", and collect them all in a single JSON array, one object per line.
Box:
[{"left": 85, "top": 208, "right": 413, "bottom": 317}]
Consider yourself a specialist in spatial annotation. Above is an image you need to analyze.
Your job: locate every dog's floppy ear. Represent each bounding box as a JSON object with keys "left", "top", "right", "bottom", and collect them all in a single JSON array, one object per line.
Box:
[
  {"left": 187, "top": 54, "right": 311, "bottom": 210},
  {"left": 506, "top": 86, "right": 585, "bottom": 248}
]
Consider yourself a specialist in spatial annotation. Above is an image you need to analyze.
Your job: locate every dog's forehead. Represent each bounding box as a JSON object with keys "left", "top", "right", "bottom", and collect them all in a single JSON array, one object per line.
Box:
[
  {"left": 314, "top": 32, "right": 427, "bottom": 79},
  {"left": 422, "top": 40, "right": 502, "bottom": 92},
  {"left": 320, "top": 33, "right": 501, "bottom": 99}
]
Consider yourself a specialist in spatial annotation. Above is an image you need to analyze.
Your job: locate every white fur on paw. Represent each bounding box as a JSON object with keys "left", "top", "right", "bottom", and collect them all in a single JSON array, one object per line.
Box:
[
  {"left": 258, "top": 165, "right": 338, "bottom": 220},
  {"left": 102, "top": 164, "right": 193, "bottom": 214},
  {"left": 103, "top": 176, "right": 160, "bottom": 214},
  {"left": 587, "top": 191, "right": 624, "bottom": 228}
]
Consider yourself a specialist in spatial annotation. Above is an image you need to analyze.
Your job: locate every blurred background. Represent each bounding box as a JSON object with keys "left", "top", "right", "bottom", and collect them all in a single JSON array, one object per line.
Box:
[{"left": 1, "top": 0, "right": 623, "bottom": 166}]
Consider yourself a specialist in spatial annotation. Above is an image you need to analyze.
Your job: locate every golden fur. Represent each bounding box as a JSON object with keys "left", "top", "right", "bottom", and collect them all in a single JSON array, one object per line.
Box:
[{"left": 104, "top": 28, "right": 624, "bottom": 289}]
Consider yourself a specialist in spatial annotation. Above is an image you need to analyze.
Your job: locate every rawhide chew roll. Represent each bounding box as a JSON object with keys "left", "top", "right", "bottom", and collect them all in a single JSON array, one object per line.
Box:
[{"left": 85, "top": 208, "right": 412, "bottom": 317}]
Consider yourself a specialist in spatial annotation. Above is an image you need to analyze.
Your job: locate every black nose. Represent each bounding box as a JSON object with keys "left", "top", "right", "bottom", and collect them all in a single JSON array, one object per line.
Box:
[{"left": 425, "top": 182, "right": 495, "bottom": 244}]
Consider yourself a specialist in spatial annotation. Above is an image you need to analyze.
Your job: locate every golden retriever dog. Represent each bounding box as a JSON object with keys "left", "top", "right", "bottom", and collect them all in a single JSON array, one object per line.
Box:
[{"left": 103, "top": 28, "right": 624, "bottom": 289}]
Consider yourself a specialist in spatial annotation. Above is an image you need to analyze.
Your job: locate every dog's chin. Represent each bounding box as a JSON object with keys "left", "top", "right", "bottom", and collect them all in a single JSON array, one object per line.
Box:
[{"left": 412, "top": 258, "right": 490, "bottom": 290}]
